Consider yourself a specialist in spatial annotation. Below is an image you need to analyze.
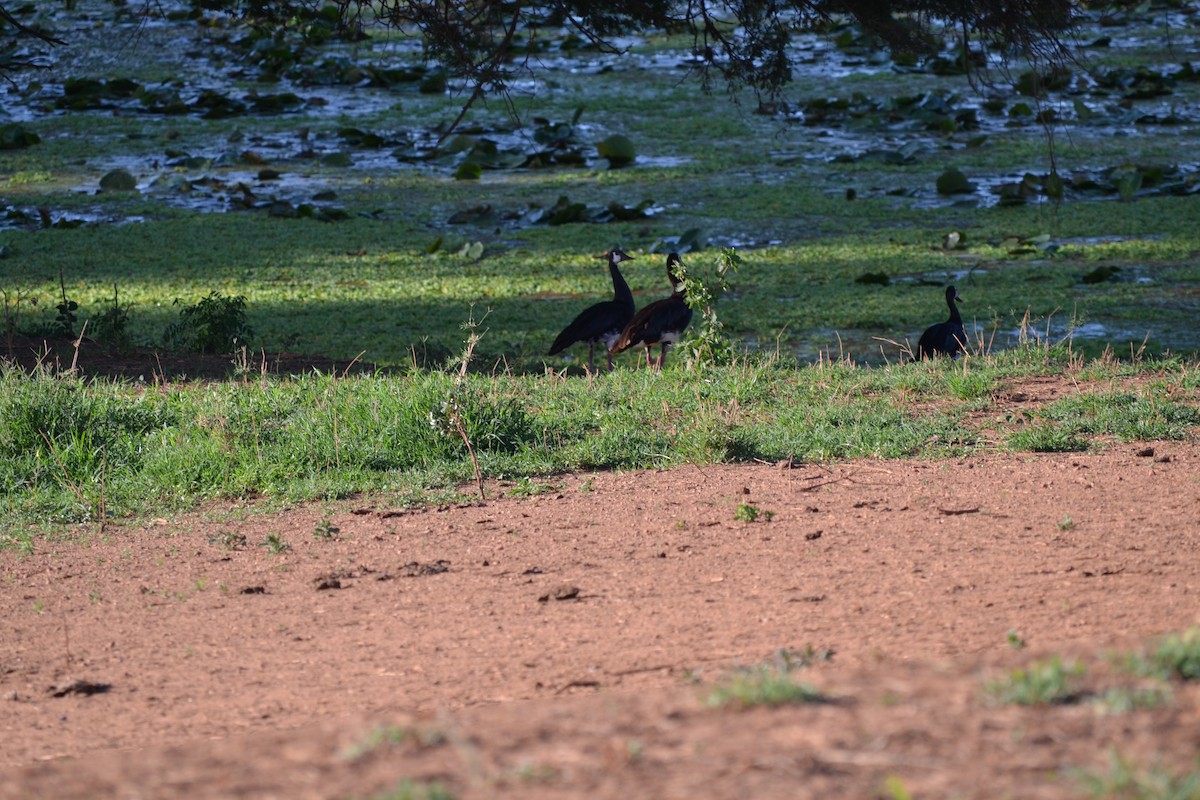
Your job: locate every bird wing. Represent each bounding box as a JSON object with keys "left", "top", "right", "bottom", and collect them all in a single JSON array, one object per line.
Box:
[
  {"left": 549, "top": 300, "right": 633, "bottom": 354},
  {"left": 611, "top": 297, "right": 692, "bottom": 354}
]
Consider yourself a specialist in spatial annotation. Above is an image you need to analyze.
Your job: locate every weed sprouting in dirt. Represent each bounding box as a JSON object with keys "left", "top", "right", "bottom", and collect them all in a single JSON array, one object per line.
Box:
[
  {"left": 208, "top": 530, "right": 247, "bottom": 551},
  {"left": 261, "top": 532, "right": 290, "bottom": 554},
  {"left": 734, "top": 502, "right": 774, "bottom": 523},
  {"left": 986, "top": 656, "right": 1087, "bottom": 706},
  {"left": 312, "top": 515, "right": 340, "bottom": 541}
]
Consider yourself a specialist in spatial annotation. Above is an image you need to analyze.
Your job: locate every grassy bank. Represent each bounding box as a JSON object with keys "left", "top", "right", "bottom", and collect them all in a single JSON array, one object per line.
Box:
[{"left": 3, "top": 346, "right": 1198, "bottom": 545}]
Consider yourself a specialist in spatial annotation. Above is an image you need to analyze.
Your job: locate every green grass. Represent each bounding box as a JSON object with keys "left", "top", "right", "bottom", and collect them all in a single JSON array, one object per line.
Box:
[{"left": 0, "top": 347, "right": 1195, "bottom": 538}]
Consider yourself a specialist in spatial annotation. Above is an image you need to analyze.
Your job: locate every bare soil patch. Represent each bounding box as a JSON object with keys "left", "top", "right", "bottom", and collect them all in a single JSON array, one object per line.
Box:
[{"left": 2, "top": 420, "right": 1199, "bottom": 798}]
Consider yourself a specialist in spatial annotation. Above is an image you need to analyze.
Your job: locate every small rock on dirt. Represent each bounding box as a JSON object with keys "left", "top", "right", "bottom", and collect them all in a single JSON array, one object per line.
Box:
[
  {"left": 538, "top": 584, "right": 581, "bottom": 602},
  {"left": 48, "top": 679, "right": 111, "bottom": 698},
  {"left": 400, "top": 560, "right": 450, "bottom": 577}
]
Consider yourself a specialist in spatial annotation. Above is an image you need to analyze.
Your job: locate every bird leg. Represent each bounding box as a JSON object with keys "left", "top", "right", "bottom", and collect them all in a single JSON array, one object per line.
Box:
[
  {"left": 655, "top": 346, "right": 667, "bottom": 369},
  {"left": 586, "top": 342, "right": 596, "bottom": 376},
  {"left": 644, "top": 349, "right": 653, "bottom": 368}
]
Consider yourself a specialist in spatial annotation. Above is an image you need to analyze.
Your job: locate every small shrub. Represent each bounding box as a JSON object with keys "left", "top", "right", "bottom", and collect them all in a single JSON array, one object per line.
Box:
[{"left": 163, "top": 291, "right": 253, "bottom": 354}]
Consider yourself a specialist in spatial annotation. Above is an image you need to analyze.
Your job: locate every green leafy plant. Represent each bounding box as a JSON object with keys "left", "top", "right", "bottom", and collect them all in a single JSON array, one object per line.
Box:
[
  {"left": 676, "top": 247, "right": 741, "bottom": 369},
  {"left": 706, "top": 660, "right": 825, "bottom": 709},
  {"left": 163, "top": 291, "right": 253, "bottom": 354},
  {"left": 734, "top": 502, "right": 774, "bottom": 523},
  {"left": 91, "top": 285, "right": 132, "bottom": 353},
  {"left": 986, "top": 656, "right": 1086, "bottom": 706},
  {"left": 313, "top": 516, "right": 340, "bottom": 541},
  {"left": 261, "top": 532, "right": 290, "bottom": 554},
  {"left": 1134, "top": 628, "right": 1200, "bottom": 682}
]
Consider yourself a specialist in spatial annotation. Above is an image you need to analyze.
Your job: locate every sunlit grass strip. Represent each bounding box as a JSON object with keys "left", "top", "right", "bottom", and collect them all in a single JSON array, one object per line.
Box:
[{"left": 0, "top": 349, "right": 1197, "bottom": 537}]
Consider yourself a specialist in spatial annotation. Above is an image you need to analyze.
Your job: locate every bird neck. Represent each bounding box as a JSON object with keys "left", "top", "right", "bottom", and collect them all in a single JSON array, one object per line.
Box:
[
  {"left": 609, "top": 259, "right": 634, "bottom": 305},
  {"left": 947, "top": 298, "right": 962, "bottom": 323}
]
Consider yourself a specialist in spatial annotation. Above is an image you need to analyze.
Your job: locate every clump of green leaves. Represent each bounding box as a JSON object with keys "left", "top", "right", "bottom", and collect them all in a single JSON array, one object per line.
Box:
[
  {"left": 163, "top": 291, "right": 253, "bottom": 354},
  {"left": 313, "top": 516, "right": 340, "bottom": 540},
  {"left": 1132, "top": 628, "right": 1200, "bottom": 682},
  {"left": 261, "top": 532, "right": 290, "bottom": 554},
  {"left": 986, "top": 656, "right": 1086, "bottom": 706},
  {"left": 677, "top": 247, "right": 741, "bottom": 369},
  {"left": 734, "top": 502, "right": 774, "bottom": 523}
]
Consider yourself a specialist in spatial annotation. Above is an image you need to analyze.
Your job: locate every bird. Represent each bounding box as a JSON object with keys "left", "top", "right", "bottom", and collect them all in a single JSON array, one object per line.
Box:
[
  {"left": 548, "top": 248, "right": 636, "bottom": 374},
  {"left": 917, "top": 285, "right": 966, "bottom": 359},
  {"left": 610, "top": 252, "right": 693, "bottom": 369}
]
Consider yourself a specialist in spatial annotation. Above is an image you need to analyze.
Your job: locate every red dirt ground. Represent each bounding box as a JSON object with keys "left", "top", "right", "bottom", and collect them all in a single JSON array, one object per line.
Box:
[{"left": 2, "top": 402, "right": 1199, "bottom": 799}]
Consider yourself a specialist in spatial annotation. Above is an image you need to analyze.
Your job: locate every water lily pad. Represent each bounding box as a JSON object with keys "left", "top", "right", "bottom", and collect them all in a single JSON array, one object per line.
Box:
[
  {"left": 1082, "top": 266, "right": 1121, "bottom": 284},
  {"left": 455, "top": 161, "right": 482, "bottom": 181},
  {"left": 597, "top": 134, "right": 636, "bottom": 167},
  {"left": 936, "top": 168, "right": 975, "bottom": 195},
  {"left": 320, "top": 152, "right": 354, "bottom": 167},
  {"left": 99, "top": 169, "right": 138, "bottom": 192},
  {"left": 0, "top": 123, "right": 40, "bottom": 150}
]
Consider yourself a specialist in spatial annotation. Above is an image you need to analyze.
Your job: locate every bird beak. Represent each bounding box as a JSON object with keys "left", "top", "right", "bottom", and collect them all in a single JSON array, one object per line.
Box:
[{"left": 955, "top": 292, "right": 963, "bottom": 303}]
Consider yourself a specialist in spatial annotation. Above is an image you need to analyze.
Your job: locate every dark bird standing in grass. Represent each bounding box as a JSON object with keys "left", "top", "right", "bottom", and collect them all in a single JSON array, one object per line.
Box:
[
  {"left": 917, "top": 285, "right": 966, "bottom": 359},
  {"left": 610, "top": 252, "right": 693, "bottom": 369},
  {"left": 548, "top": 249, "right": 636, "bottom": 373}
]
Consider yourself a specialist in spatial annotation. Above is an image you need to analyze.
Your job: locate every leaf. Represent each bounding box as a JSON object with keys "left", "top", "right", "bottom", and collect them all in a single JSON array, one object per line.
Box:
[
  {"left": 936, "top": 168, "right": 975, "bottom": 195},
  {"left": 596, "top": 134, "right": 636, "bottom": 167},
  {"left": 99, "top": 169, "right": 138, "bottom": 192}
]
